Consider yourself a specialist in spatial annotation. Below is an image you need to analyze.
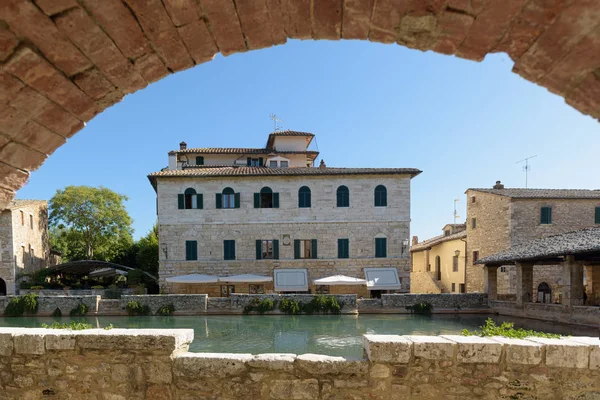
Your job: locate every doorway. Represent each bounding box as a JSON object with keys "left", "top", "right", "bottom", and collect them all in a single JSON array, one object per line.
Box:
[{"left": 0, "top": 278, "right": 6, "bottom": 296}]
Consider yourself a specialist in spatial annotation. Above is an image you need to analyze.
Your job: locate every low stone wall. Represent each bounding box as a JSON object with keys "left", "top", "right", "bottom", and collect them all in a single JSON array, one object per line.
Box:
[
  {"left": 229, "top": 293, "right": 358, "bottom": 314},
  {"left": 0, "top": 328, "right": 598, "bottom": 399},
  {"left": 0, "top": 295, "right": 99, "bottom": 316},
  {"left": 381, "top": 293, "right": 488, "bottom": 309},
  {"left": 19, "top": 288, "right": 137, "bottom": 296},
  {"left": 491, "top": 300, "right": 600, "bottom": 327},
  {"left": 120, "top": 294, "right": 208, "bottom": 315}
]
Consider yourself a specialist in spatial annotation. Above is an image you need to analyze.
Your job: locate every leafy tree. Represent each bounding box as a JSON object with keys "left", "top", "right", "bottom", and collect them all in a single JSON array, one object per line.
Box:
[
  {"left": 136, "top": 224, "right": 159, "bottom": 278},
  {"left": 49, "top": 186, "right": 133, "bottom": 261}
]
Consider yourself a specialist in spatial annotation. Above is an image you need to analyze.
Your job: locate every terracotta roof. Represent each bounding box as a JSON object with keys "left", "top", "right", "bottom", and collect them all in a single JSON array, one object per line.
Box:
[
  {"left": 476, "top": 228, "right": 600, "bottom": 265},
  {"left": 467, "top": 188, "right": 600, "bottom": 199},
  {"left": 266, "top": 130, "right": 315, "bottom": 149},
  {"left": 148, "top": 166, "right": 421, "bottom": 189},
  {"left": 177, "top": 147, "right": 319, "bottom": 156},
  {"left": 4, "top": 199, "right": 47, "bottom": 210},
  {"left": 411, "top": 230, "right": 467, "bottom": 252}
]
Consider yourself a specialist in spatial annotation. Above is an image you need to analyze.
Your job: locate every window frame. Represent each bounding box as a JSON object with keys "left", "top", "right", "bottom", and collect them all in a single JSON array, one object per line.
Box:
[
  {"left": 337, "top": 238, "right": 349, "bottom": 259},
  {"left": 374, "top": 185, "right": 387, "bottom": 207},
  {"left": 452, "top": 283, "right": 456, "bottom": 292},
  {"left": 375, "top": 237, "right": 387, "bottom": 258},
  {"left": 315, "top": 285, "right": 330, "bottom": 294},
  {"left": 452, "top": 255, "right": 459, "bottom": 272},
  {"left": 223, "top": 240, "right": 236, "bottom": 260},
  {"left": 29, "top": 214, "right": 33, "bottom": 230},
  {"left": 471, "top": 218, "right": 476, "bottom": 229},
  {"left": 280, "top": 160, "right": 289, "bottom": 168},
  {"left": 336, "top": 185, "right": 349, "bottom": 208},
  {"left": 185, "top": 240, "right": 198, "bottom": 261},
  {"left": 269, "top": 160, "right": 278, "bottom": 168},
  {"left": 596, "top": 206, "right": 600, "bottom": 224},
  {"left": 472, "top": 251, "right": 479, "bottom": 263},
  {"left": 540, "top": 206, "right": 552, "bottom": 224},
  {"left": 222, "top": 187, "right": 235, "bottom": 209},
  {"left": 298, "top": 186, "right": 311, "bottom": 208}
]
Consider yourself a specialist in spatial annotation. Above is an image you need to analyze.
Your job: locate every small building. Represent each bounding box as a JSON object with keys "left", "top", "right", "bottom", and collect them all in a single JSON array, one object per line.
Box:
[
  {"left": 464, "top": 181, "right": 600, "bottom": 298},
  {"left": 148, "top": 131, "right": 421, "bottom": 297},
  {"left": 0, "top": 200, "right": 50, "bottom": 295},
  {"left": 410, "top": 224, "right": 467, "bottom": 293}
]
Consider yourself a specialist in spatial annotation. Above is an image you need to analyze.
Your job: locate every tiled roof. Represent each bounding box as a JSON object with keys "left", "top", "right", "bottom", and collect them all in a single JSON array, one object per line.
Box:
[
  {"left": 476, "top": 228, "right": 600, "bottom": 265},
  {"left": 4, "top": 199, "right": 47, "bottom": 210},
  {"left": 177, "top": 147, "right": 319, "bottom": 156},
  {"left": 411, "top": 230, "right": 467, "bottom": 252},
  {"left": 148, "top": 166, "right": 421, "bottom": 188},
  {"left": 467, "top": 188, "right": 600, "bottom": 199},
  {"left": 266, "top": 130, "right": 315, "bottom": 149}
]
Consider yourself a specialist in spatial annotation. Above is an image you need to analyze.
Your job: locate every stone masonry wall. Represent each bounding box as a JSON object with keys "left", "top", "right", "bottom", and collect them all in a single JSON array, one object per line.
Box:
[
  {"left": 491, "top": 300, "right": 600, "bottom": 327},
  {"left": 497, "top": 265, "right": 563, "bottom": 302},
  {"left": 0, "top": 328, "right": 599, "bottom": 399},
  {"left": 229, "top": 293, "right": 357, "bottom": 313},
  {"left": 381, "top": 293, "right": 488, "bottom": 309},
  {"left": 0, "top": 295, "right": 99, "bottom": 316},
  {"left": 120, "top": 294, "right": 208, "bottom": 315}
]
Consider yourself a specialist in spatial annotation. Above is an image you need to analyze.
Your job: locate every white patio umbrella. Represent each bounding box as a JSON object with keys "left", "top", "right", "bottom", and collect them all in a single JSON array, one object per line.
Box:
[
  {"left": 313, "top": 275, "right": 367, "bottom": 286},
  {"left": 219, "top": 274, "right": 273, "bottom": 283},
  {"left": 165, "top": 274, "right": 218, "bottom": 283},
  {"left": 88, "top": 268, "right": 128, "bottom": 278}
]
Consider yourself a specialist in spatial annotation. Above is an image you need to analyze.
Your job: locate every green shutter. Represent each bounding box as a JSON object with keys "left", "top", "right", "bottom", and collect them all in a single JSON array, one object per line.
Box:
[
  {"left": 307, "top": 192, "right": 311, "bottom": 208},
  {"left": 338, "top": 239, "right": 348, "bottom": 259},
  {"left": 382, "top": 238, "right": 387, "bottom": 257},
  {"left": 256, "top": 240, "right": 262, "bottom": 260},
  {"left": 234, "top": 193, "right": 241, "bottom": 208},
  {"left": 596, "top": 207, "right": 600, "bottom": 224},
  {"left": 216, "top": 193, "right": 222, "bottom": 209},
  {"left": 185, "top": 241, "right": 190, "bottom": 260},
  {"left": 231, "top": 241, "right": 236, "bottom": 260},
  {"left": 178, "top": 194, "right": 184, "bottom": 209},
  {"left": 376, "top": 238, "right": 387, "bottom": 258},
  {"left": 311, "top": 239, "right": 318, "bottom": 259},
  {"left": 259, "top": 157, "right": 264, "bottom": 166},
  {"left": 186, "top": 241, "right": 197, "bottom": 260},
  {"left": 197, "top": 194, "right": 203, "bottom": 209},
  {"left": 541, "top": 207, "right": 552, "bottom": 224},
  {"left": 273, "top": 240, "right": 279, "bottom": 259},
  {"left": 192, "top": 242, "right": 197, "bottom": 260},
  {"left": 273, "top": 193, "right": 279, "bottom": 208},
  {"left": 196, "top": 156, "right": 204, "bottom": 165},
  {"left": 294, "top": 240, "right": 300, "bottom": 259},
  {"left": 247, "top": 157, "right": 252, "bottom": 166},
  {"left": 254, "top": 193, "right": 260, "bottom": 208}
]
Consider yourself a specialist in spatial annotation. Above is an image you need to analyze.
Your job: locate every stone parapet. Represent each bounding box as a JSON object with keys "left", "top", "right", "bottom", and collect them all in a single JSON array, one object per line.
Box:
[
  {"left": 381, "top": 293, "right": 488, "bottom": 309},
  {"left": 120, "top": 294, "right": 208, "bottom": 315},
  {"left": 19, "top": 288, "right": 138, "bottom": 296},
  {"left": 0, "top": 295, "right": 99, "bottom": 316},
  {"left": 490, "top": 300, "right": 600, "bottom": 327},
  {"left": 0, "top": 328, "right": 599, "bottom": 399}
]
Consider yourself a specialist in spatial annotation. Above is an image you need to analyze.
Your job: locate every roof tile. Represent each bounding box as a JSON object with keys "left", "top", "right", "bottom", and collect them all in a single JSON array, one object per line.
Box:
[{"left": 468, "top": 188, "right": 600, "bottom": 199}]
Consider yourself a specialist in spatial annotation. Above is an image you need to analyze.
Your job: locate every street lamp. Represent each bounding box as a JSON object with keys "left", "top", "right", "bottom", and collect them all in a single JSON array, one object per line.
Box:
[{"left": 455, "top": 250, "right": 461, "bottom": 257}]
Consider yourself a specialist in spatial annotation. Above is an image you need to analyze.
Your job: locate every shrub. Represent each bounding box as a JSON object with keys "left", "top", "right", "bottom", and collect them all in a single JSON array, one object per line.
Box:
[
  {"left": 104, "top": 285, "right": 122, "bottom": 299},
  {"left": 51, "top": 307, "right": 62, "bottom": 318},
  {"left": 156, "top": 304, "right": 175, "bottom": 316},
  {"left": 405, "top": 302, "right": 433, "bottom": 315},
  {"left": 4, "top": 297, "right": 25, "bottom": 317},
  {"left": 303, "top": 295, "right": 342, "bottom": 315},
  {"left": 22, "top": 293, "right": 39, "bottom": 314},
  {"left": 30, "top": 286, "right": 44, "bottom": 290},
  {"left": 126, "top": 301, "right": 151, "bottom": 316},
  {"left": 69, "top": 303, "right": 89, "bottom": 317},
  {"left": 243, "top": 298, "right": 277, "bottom": 315},
  {"left": 279, "top": 298, "right": 302, "bottom": 315},
  {"left": 462, "top": 318, "right": 561, "bottom": 339},
  {"left": 42, "top": 321, "right": 92, "bottom": 330},
  {"left": 104, "top": 323, "right": 114, "bottom": 330},
  {"left": 91, "top": 285, "right": 104, "bottom": 289}
]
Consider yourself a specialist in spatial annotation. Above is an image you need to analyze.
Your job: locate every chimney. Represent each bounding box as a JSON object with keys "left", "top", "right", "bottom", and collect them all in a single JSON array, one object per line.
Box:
[
  {"left": 493, "top": 180, "right": 504, "bottom": 189},
  {"left": 179, "top": 141, "right": 187, "bottom": 150},
  {"left": 412, "top": 236, "right": 418, "bottom": 245},
  {"left": 319, "top": 159, "right": 326, "bottom": 169},
  {"left": 168, "top": 151, "right": 177, "bottom": 170}
]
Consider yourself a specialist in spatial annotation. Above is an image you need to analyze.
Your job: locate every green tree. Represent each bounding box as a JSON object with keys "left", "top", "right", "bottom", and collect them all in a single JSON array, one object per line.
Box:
[
  {"left": 49, "top": 186, "right": 133, "bottom": 261},
  {"left": 136, "top": 224, "right": 159, "bottom": 278}
]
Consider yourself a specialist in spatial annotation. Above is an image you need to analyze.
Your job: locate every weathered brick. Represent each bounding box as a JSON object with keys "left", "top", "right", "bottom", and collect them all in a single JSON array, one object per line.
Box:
[
  {"left": 14, "top": 121, "right": 66, "bottom": 155},
  {"left": 265, "top": 0, "right": 287, "bottom": 45},
  {"left": 0, "top": 72, "right": 23, "bottom": 104},
  {"left": 566, "top": 72, "right": 600, "bottom": 118},
  {"left": 197, "top": 0, "right": 247, "bottom": 56},
  {"left": 0, "top": 0, "right": 90, "bottom": 76},
  {"left": 279, "top": 0, "right": 312, "bottom": 39},
  {"left": 312, "top": 0, "right": 342, "bottom": 40},
  {"left": 9, "top": 87, "right": 51, "bottom": 117},
  {"left": 134, "top": 52, "right": 170, "bottom": 84},
  {"left": 235, "top": 0, "right": 275, "bottom": 49},
  {"left": 0, "top": 141, "right": 47, "bottom": 171},
  {"left": 73, "top": 68, "right": 115, "bottom": 100},
  {"left": 162, "top": 0, "right": 201, "bottom": 27},
  {"left": 434, "top": 10, "right": 474, "bottom": 55},
  {"left": 0, "top": 104, "right": 30, "bottom": 136},
  {"left": 34, "top": 0, "right": 77, "bottom": 16},
  {"left": 0, "top": 162, "right": 29, "bottom": 192},
  {"left": 34, "top": 102, "right": 83, "bottom": 138},
  {"left": 342, "top": 0, "right": 375, "bottom": 40},
  {"left": 370, "top": 0, "right": 414, "bottom": 35},
  {"left": 0, "top": 186, "right": 15, "bottom": 209},
  {"left": 177, "top": 20, "right": 218, "bottom": 64},
  {"left": 0, "top": 25, "right": 19, "bottom": 62},
  {"left": 124, "top": 0, "right": 194, "bottom": 71}
]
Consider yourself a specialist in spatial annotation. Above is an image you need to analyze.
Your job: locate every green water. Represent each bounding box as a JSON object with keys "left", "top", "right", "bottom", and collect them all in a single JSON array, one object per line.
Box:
[{"left": 0, "top": 314, "right": 595, "bottom": 358}]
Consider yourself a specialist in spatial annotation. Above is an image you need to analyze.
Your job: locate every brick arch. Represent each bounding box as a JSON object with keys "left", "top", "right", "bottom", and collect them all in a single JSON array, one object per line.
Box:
[{"left": 1, "top": 0, "right": 600, "bottom": 208}]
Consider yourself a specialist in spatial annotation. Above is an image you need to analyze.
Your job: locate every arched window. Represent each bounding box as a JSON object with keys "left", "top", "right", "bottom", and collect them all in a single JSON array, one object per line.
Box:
[
  {"left": 184, "top": 188, "right": 196, "bottom": 209},
  {"left": 336, "top": 185, "right": 349, "bottom": 207},
  {"left": 537, "top": 282, "right": 552, "bottom": 304},
  {"left": 298, "top": 186, "right": 311, "bottom": 208},
  {"left": 374, "top": 185, "right": 387, "bottom": 207},
  {"left": 260, "top": 187, "right": 273, "bottom": 208},
  {"left": 222, "top": 187, "right": 235, "bottom": 209},
  {"left": 0, "top": 278, "right": 6, "bottom": 296}
]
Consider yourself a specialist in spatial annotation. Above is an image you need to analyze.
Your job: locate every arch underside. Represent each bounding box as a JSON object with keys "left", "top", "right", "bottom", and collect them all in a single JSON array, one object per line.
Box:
[{"left": 1, "top": 0, "right": 600, "bottom": 209}]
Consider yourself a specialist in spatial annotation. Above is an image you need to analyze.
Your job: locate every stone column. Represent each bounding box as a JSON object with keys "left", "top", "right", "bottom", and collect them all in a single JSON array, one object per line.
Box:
[
  {"left": 483, "top": 266, "right": 498, "bottom": 300},
  {"left": 562, "top": 256, "right": 584, "bottom": 306},
  {"left": 584, "top": 265, "right": 600, "bottom": 305},
  {"left": 515, "top": 263, "right": 533, "bottom": 307}
]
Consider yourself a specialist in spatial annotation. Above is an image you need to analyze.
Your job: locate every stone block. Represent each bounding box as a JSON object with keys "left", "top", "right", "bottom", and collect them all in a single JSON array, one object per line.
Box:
[
  {"left": 45, "top": 333, "right": 76, "bottom": 351},
  {"left": 527, "top": 337, "right": 590, "bottom": 369},
  {"left": 570, "top": 337, "right": 600, "bottom": 370},
  {"left": 248, "top": 353, "right": 296, "bottom": 370},
  {"left": 173, "top": 353, "right": 252, "bottom": 378},
  {"left": 76, "top": 329, "right": 193, "bottom": 354},
  {"left": 143, "top": 362, "right": 172, "bottom": 384},
  {"left": 363, "top": 335, "right": 412, "bottom": 363},
  {"left": 407, "top": 335, "right": 456, "bottom": 360},
  {"left": 269, "top": 379, "right": 319, "bottom": 400},
  {"left": 0, "top": 332, "right": 13, "bottom": 356},
  {"left": 491, "top": 336, "right": 542, "bottom": 365},
  {"left": 295, "top": 354, "right": 367, "bottom": 376},
  {"left": 370, "top": 363, "right": 390, "bottom": 378},
  {"left": 13, "top": 331, "right": 45, "bottom": 355},
  {"left": 441, "top": 335, "right": 502, "bottom": 364}
]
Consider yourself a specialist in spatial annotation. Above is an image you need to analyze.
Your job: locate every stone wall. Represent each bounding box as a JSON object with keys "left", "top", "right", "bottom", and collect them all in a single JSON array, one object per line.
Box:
[
  {"left": 497, "top": 265, "right": 564, "bottom": 302},
  {"left": 490, "top": 300, "right": 600, "bottom": 327},
  {"left": 19, "top": 288, "right": 137, "bottom": 296},
  {"left": 0, "top": 295, "right": 99, "bottom": 316},
  {"left": 229, "top": 293, "right": 357, "bottom": 313},
  {"left": 408, "top": 272, "right": 442, "bottom": 294},
  {"left": 381, "top": 293, "right": 488, "bottom": 309},
  {"left": 120, "top": 294, "right": 208, "bottom": 315},
  {"left": 0, "top": 328, "right": 599, "bottom": 399}
]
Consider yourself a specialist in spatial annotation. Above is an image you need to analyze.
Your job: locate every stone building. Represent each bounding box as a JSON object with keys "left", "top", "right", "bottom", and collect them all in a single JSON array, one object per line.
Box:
[
  {"left": 148, "top": 131, "right": 421, "bottom": 297},
  {"left": 465, "top": 181, "right": 600, "bottom": 301},
  {"left": 410, "top": 223, "right": 467, "bottom": 294},
  {"left": 0, "top": 200, "right": 50, "bottom": 295}
]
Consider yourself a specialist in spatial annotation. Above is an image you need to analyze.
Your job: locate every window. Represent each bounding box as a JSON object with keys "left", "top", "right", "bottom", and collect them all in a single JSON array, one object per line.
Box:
[
  {"left": 472, "top": 251, "right": 479, "bottom": 263},
  {"left": 375, "top": 238, "right": 387, "bottom": 258},
  {"left": 179, "top": 188, "right": 203, "bottom": 210},
  {"left": 459, "top": 284, "right": 465, "bottom": 293},
  {"left": 374, "top": 185, "right": 387, "bottom": 207},
  {"left": 540, "top": 206, "right": 552, "bottom": 224},
  {"left": 224, "top": 240, "right": 236, "bottom": 260},
  {"left": 298, "top": 186, "right": 311, "bottom": 208},
  {"left": 247, "top": 157, "right": 264, "bottom": 167},
  {"left": 452, "top": 255, "right": 459, "bottom": 272},
  {"left": 294, "top": 239, "right": 317, "bottom": 259},
  {"left": 20, "top": 211, "right": 24, "bottom": 226},
  {"left": 426, "top": 263, "right": 431, "bottom": 272},
  {"left": 29, "top": 245, "right": 34, "bottom": 268},
  {"left": 21, "top": 245, "right": 25, "bottom": 266},
  {"left": 315, "top": 285, "right": 330, "bottom": 294},
  {"left": 221, "top": 285, "right": 235, "bottom": 297},
  {"left": 269, "top": 160, "right": 278, "bottom": 168},
  {"left": 216, "top": 187, "right": 239, "bottom": 209},
  {"left": 471, "top": 218, "right": 476, "bottom": 229},
  {"left": 471, "top": 196, "right": 476, "bottom": 203},
  {"left": 336, "top": 186, "right": 349, "bottom": 207},
  {"left": 185, "top": 241, "right": 197, "bottom": 260},
  {"left": 435, "top": 255, "right": 441, "bottom": 271},
  {"left": 195, "top": 156, "right": 204, "bottom": 165},
  {"left": 444, "top": 230, "right": 450, "bottom": 236},
  {"left": 29, "top": 214, "right": 33, "bottom": 230},
  {"left": 338, "top": 239, "right": 349, "bottom": 259},
  {"left": 249, "top": 284, "right": 264, "bottom": 294},
  {"left": 500, "top": 266, "right": 506, "bottom": 273},
  {"left": 596, "top": 207, "right": 600, "bottom": 224},
  {"left": 452, "top": 283, "right": 456, "bottom": 292},
  {"left": 280, "top": 161, "right": 289, "bottom": 168},
  {"left": 256, "top": 239, "right": 279, "bottom": 260},
  {"left": 255, "top": 187, "right": 279, "bottom": 208}
]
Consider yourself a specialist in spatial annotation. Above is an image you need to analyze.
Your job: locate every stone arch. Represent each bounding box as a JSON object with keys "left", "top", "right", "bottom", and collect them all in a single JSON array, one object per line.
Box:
[
  {"left": 1, "top": 1, "right": 600, "bottom": 208},
  {"left": 0, "top": 278, "right": 6, "bottom": 296},
  {"left": 537, "top": 281, "right": 552, "bottom": 304}
]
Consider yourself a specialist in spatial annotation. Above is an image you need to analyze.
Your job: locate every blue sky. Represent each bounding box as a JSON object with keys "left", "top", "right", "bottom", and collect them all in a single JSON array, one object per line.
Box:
[{"left": 16, "top": 39, "right": 600, "bottom": 241}]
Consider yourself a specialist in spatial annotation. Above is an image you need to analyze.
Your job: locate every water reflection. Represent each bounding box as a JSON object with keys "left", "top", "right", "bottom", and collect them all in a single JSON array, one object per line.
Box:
[{"left": 1, "top": 314, "right": 596, "bottom": 358}]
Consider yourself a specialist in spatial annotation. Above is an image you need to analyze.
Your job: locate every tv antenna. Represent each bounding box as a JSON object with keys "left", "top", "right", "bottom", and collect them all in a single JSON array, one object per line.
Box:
[
  {"left": 269, "top": 114, "right": 284, "bottom": 131},
  {"left": 516, "top": 155, "right": 537, "bottom": 188},
  {"left": 453, "top": 199, "right": 460, "bottom": 224}
]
